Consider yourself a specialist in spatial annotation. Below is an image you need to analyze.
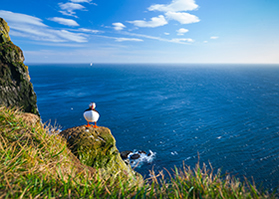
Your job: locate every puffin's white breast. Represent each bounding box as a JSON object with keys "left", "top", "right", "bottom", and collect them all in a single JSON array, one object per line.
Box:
[{"left": 83, "top": 110, "right": 99, "bottom": 122}]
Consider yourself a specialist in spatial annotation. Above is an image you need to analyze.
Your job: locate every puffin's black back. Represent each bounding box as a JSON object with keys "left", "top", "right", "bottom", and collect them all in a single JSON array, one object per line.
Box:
[{"left": 84, "top": 108, "right": 99, "bottom": 114}]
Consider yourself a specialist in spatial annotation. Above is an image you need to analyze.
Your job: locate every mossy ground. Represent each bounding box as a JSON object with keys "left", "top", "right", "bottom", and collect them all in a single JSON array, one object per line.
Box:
[
  {"left": 0, "top": 106, "right": 275, "bottom": 198},
  {"left": 60, "top": 126, "right": 140, "bottom": 183}
]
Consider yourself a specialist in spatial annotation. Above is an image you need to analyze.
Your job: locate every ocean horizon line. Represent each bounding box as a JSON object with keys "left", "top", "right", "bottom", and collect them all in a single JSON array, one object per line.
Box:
[{"left": 26, "top": 63, "right": 279, "bottom": 67}]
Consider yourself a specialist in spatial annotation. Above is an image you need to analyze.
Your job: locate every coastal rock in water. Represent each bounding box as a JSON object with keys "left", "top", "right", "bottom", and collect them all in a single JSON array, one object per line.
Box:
[
  {"left": 120, "top": 150, "right": 148, "bottom": 161},
  {"left": 138, "top": 150, "right": 147, "bottom": 155},
  {"left": 60, "top": 126, "right": 142, "bottom": 183},
  {"left": 0, "top": 18, "right": 39, "bottom": 116},
  {"left": 120, "top": 150, "right": 132, "bottom": 159},
  {"left": 130, "top": 153, "right": 141, "bottom": 160},
  {"left": 120, "top": 150, "right": 156, "bottom": 169}
]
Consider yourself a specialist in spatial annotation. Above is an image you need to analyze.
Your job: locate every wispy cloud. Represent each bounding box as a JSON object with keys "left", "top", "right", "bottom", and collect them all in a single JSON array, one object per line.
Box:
[
  {"left": 0, "top": 10, "right": 87, "bottom": 43},
  {"left": 148, "top": 0, "right": 198, "bottom": 12},
  {"left": 177, "top": 28, "right": 189, "bottom": 35},
  {"left": 210, "top": 36, "right": 219, "bottom": 39},
  {"left": 70, "top": 0, "right": 91, "bottom": 3},
  {"left": 59, "top": 2, "right": 85, "bottom": 17},
  {"left": 112, "top": 22, "right": 126, "bottom": 31},
  {"left": 128, "top": 15, "right": 168, "bottom": 28},
  {"left": 11, "top": 27, "right": 87, "bottom": 43},
  {"left": 97, "top": 35, "right": 143, "bottom": 42},
  {"left": 166, "top": 12, "right": 200, "bottom": 24},
  {"left": 48, "top": 17, "right": 79, "bottom": 26},
  {"left": 171, "top": 38, "right": 194, "bottom": 43},
  {"left": 56, "top": 30, "right": 87, "bottom": 42},
  {"left": 69, "top": 0, "right": 97, "bottom": 6},
  {"left": 122, "top": 32, "right": 165, "bottom": 41},
  {"left": 115, "top": 38, "right": 143, "bottom": 42},
  {"left": 122, "top": 31, "right": 193, "bottom": 44},
  {"left": 78, "top": 28, "right": 102, "bottom": 33},
  {"left": 0, "top": 10, "right": 46, "bottom": 27}
]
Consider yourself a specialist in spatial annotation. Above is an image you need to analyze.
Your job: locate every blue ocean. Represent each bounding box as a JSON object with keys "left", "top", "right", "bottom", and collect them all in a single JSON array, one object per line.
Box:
[{"left": 28, "top": 64, "right": 279, "bottom": 189}]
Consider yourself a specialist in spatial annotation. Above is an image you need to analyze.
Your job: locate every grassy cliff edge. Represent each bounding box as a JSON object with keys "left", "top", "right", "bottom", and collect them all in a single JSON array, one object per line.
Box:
[{"left": 0, "top": 106, "right": 274, "bottom": 198}]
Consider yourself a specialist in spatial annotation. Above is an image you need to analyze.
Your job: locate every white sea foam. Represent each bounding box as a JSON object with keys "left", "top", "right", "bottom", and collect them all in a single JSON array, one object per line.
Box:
[
  {"left": 128, "top": 150, "right": 156, "bottom": 168},
  {"left": 185, "top": 156, "right": 191, "bottom": 161},
  {"left": 171, "top": 151, "right": 178, "bottom": 155}
]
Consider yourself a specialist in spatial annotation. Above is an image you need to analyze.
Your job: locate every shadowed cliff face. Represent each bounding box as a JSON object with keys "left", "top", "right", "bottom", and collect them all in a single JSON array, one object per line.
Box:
[{"left": 0, "top": 18, "right": 39, "bottom": 116}]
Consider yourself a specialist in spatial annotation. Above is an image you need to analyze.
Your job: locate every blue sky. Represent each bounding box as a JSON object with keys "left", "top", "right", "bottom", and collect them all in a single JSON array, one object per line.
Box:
[{"left": 1, "top": 0, "right": 279, "bottom": 63}]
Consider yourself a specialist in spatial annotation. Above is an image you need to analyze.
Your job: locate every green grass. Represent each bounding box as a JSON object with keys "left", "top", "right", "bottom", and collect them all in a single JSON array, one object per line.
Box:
[{"left": 0, "top": 106, "right": 275, "bottom": 198}]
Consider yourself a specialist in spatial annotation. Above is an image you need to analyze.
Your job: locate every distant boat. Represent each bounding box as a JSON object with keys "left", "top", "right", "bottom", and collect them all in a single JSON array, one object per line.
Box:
[{"left": 90, "top": 63, "right": 93, "bottom": 66}]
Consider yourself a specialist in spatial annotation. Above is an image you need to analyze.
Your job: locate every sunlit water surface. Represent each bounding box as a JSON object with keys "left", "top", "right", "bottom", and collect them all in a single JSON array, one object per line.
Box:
[{"left": 29, "top": 64, "right": 279, "bottom": 190}]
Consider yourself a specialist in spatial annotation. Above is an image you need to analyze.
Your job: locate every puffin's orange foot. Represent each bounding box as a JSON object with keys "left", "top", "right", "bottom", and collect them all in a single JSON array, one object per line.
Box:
[
  {"left": 85, "top": 123, "right": 91, "bottom": 127},
  {"left": 92, "top": 122, "right": 98, "bottom": 128}
]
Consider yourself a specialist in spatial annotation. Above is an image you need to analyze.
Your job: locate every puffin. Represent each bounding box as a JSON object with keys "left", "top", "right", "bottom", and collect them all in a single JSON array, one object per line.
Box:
[{"left": 83, "top": 102, "right": 100, "bottom": 128}]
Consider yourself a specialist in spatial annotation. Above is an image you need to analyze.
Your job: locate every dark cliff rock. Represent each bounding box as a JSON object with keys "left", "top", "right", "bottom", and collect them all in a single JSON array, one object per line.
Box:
[
  {"left": 60, "top": 125, "right": 143, "bottom": 184},
  {"left": 0, "top": 18, "right": 39, "bottom": 116}
]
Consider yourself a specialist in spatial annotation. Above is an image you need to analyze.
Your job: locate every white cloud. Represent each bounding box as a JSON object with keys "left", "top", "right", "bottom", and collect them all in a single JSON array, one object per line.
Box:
[
  {"left": 166, "top": 11, "right": 200, "bottom": 24},
  {"left": 122, "top": 32, "right": 164, "bottom": 41},
  {"left": 115, "top": 38, "right": 143, "bottom": 42},
  {"left": 130, "top": 0, "right": 200, "bottom": 29},
  {"left": 70, "top": 0, "right": 97, "bottom": 6},
  {"left": 171, "top": 38, "right": 194, "bottom": 43},
  {"left": 97, "top": 35, "right": 143, "bottom": 42},
  {"left": 10, "top": 28, "right": 87, "bottom": 43},
  {"left": 59, "top": 2, "right": 85, "bottom": 16},
  {"left": 121, "top": 0, "right": 199, "bottom": 29},
  {"left": 10, "top": 26, "right": 65, "bottom": 42},
  {"left": 177, "top": 28, "right": 189, "bottom": 35},
  {"left": 78, "top": 28, "right": 101, "bottom": 33},
  {"left": 210, "top": 36, "right": 219, "bottom": 39},
  {"left": 148, "top": 0, "right": 198, "bottom": 12},
  {"left": 122, "top": 31, "right": 193, "bottom": 45},
  {"left": 128, "top": 15, "right": 168, "bottom": 28},
  {"left": 0, "top": 10, "right": 87, "bottom": 43},
  {"left": 48, "top": 17, "right": 79, "bottom": 26},
  {"left": 0, "top": 10, "right": 46, "bottom": 27},
  {"left": 59, "top": 11, "right": 75, "bottom": 18},
  {"left": 164, "top": 32, "right": 170, "bottom": 35},
  {"left": 70, "top": 0, "right": 91, "bottom": 3},
  {"left": 56, "top": 30, "right": 87, "bottom": 42},
  {"left": 112, "top": 22, "right": 126, "bottom": 31}
]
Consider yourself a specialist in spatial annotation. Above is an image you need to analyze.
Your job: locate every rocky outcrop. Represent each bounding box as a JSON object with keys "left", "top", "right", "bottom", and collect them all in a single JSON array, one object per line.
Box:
[
  {"left": 0, "top": 18, "right": 11, "bottom": 43},
  {"left": 60, "top": 125, "right": 143, "bottom": 184},
  {"left": 0, "top": 18, "right": 39, "bottom": 116}
]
